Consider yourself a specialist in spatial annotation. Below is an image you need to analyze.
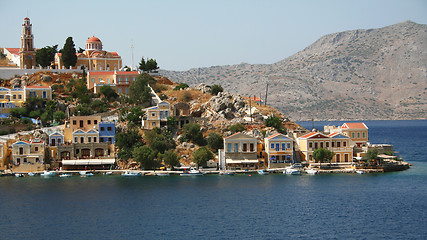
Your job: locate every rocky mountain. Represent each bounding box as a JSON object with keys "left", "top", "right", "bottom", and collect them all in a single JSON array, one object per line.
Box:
[{"left": 160, "top": 21, "right": 427, "bottom": 121}]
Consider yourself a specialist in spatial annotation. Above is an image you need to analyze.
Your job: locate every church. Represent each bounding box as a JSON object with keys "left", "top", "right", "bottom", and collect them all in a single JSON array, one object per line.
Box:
[{"left": 54, "top": 36, "right": 122, "bottom": 71}]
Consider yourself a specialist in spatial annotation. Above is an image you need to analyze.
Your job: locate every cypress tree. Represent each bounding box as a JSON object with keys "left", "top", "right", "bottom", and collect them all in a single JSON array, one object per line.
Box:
[{"left": 61, "top": 37, "right": 77, "bottom": 68}]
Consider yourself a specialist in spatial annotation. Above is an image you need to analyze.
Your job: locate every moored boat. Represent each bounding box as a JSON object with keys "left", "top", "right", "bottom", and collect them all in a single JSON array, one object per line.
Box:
[
  {"left": 27, "top": 172, "right": 36, "bottom": 176},
  {"left": 219, "top": 170, "right": 235, "bottom": 175},
  {"left": 122, "top": 170, "right": 142, "bottom": 177},
  {"left": 305, "top": 168, "right": 318, "bottom": 175},
  {"left": 79, "top": 171, "right": 94, "bottom": 177},
  {"left": 284, "top": 164, "right": 303, "bottom": 175},
  {"left": 257, "top": 169, "right": 270, "bottom": 175},
  {"left": 59, "top": 173, "right": 72, "bottom": 178},
  {"left": 180, "top": 167, "right": 205, "bottom": 176},
  {"left": 40, "top": 171, "right": 55, "bottom": 177},
  {"left": 156, "top": 172, "right": 170, "bottom": 176},
  {"left": 356, "top": 170, "right": 366, "bottom": 174},
  {"left": 103, "top": 171, "right": 113, "bottom": 175},
  {"left": 15, "top": 173, "right": 25, "bottom": 177}
]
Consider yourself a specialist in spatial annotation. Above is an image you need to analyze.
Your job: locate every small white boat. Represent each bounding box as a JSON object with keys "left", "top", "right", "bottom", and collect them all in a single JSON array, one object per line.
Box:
[
  {"left": 356, "top": 170, "right": 366, "bottom": 174},
  {"left": 122, "top": 171, "right": 142, "bottom": 177},
  {"left": 40, "top": 171, "right": 55, "bottom": 177},
  {"left": 180, "top": 167, "right": 205, "bottom": 176},
  {"left": 257, "top": 169, "right": 270, "bottom": 175},
  {"left": 156, "top": 172, "right": 170, "bottom": 177},
  {"left": 15, "top": 173, "right": 25, "bottom": 177},
  {"left": 59, "top": 173, "right": 72, "bottom": 178},
  {"left": 27, "top": 172, "right": 36, "bottom": 177},
  {"left": 103, "top": 171, "right": 113, "bottom": 175},
  {"left": 305, "top": 168, "right": 319, "bottom": 175},
  {"left": 284, "top": 168, "right": 302, "bottom": 175},
  {"left": 79, "top": 171, "right": 94, "bottom": 177},
  {"left": 219, "top": 171, "right": 235, "bottom": 176}
]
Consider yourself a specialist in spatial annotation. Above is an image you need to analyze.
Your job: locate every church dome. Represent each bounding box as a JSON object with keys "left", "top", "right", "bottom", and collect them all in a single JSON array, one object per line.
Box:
[{"left": 85, "top": 36, "right": 102, "bottom": 51}]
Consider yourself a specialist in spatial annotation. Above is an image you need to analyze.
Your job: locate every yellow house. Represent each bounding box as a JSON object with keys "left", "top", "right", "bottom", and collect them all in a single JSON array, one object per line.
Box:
[
  {"left": 324, "top": 122, "right": 369, "bottom": 147},
  {"left": 223, "top": 132, "right": 258, "bottom": 170},
  {"left": 64, "top": 115, "right": 101, "bottom": 142},
  {"left": 297, "top": 132, "right": 332, "bottom": 164},
  {"left": 142, "top": 102, "right": 171, "bottom": 130},
  {"left": 55, "top": 36, "right": 122, "bottom": 71},
  {"left": 12, "top": 139, "right": 45, "bottom": 165},
  {"left": 328, "top": 132, "right": 353, "bottom": 164},
  {"left": 86, "top": 71, "right": 139, "bottom": 95},
  {"left": 24, "top": 86, "right": 52, "bottom": 100},
  {"left": 9, "top": 88, "right": 25, "bottom": 107},
  {"left": 264, "top": 133, "right": 294, "bottom": 168}
]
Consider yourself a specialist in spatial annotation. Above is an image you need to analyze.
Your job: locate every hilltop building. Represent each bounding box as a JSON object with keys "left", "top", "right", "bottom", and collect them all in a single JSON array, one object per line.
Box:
[
  {"left": 86, "top": 71, "right": 139, "bottom": 94},
  {"left": 55, "top": 36, "right": 122, "bottom": 70},
  {"left": 0, "top": 86, "right": 52, "bottom": 113}
]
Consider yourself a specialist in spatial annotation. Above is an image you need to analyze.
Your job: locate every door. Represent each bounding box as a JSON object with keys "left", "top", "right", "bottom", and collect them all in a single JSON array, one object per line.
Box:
[{"left": 51, "top": 138, "right": 56, "bottom": 146}]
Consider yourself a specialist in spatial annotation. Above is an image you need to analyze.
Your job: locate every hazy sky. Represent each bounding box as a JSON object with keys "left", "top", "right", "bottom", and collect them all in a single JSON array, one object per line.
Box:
[{"left": 1, "top": 0, "right": 426, "bottom": 71}]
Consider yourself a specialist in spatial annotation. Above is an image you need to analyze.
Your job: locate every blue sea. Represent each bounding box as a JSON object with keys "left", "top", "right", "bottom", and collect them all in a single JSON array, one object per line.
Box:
[{"left": 0, "top": 120, "right": 426, "bottom": 239}]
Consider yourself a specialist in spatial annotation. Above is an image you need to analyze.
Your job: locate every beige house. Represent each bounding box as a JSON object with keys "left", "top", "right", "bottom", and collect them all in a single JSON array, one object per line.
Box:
[
  {"left": 324, "top": 122, "right": 369, "bottom": 147},
  {"left": 64, "top": 115, "right": 101, "bottom": 142},
  {"left": 297, "top": 132, "right": 332, "bottom": 164},
  {"left": 264, "top": 133, "right": 294, "bottom": 168},
  {"left": 223, "top": 132, "right": 258, "bottom": 170},
  {"left": 142, "top": 101, "right": 171, "bottom": 130},
  {"left": 12, "top": 139, "right": 45, "bottom": 165},
  {"left": 24, "top": 86, "right": 52, "bottom": 100},
  {"left": 328, "top": 132, "right": 353, "bottom": 164},
  {"left": 86, "top": 71, "right": 139, "bottom": 94}
]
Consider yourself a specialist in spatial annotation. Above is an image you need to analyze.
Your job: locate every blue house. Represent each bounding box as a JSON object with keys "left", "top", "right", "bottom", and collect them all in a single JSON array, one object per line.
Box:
[
  {"left": 99, "top": 122, "right": 115, "bottom": 144},
  {"left": 49, "top": 132, "right": 64, "bottom": 146}
]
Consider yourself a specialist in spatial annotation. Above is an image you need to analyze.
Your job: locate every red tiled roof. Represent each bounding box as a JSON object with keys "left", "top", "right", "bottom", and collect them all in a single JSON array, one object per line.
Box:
[
  {"left": 224, "top": 132, "right": 241, "bottom": 139},
  {"left": 116, "top": 71, "right": 139, "bottom": 75},
  {"left": 299, "top": 132, "right": 330, "bottom": 139},
  {"left": 111, "top": 52, "right": 119, "bottom": 56},
  {"left": 5, "top": 48, "right": 20, "bottom": 55},
  {"left": 88, "top": 71, "right": 115, "bottom": 76},
  {"left": 342, "top": 123, "right": 368, "bottom": 129},
  {"left": 249, "top": 96, "right": 263, "bottom": 102},
  {"left": 87, "top": 36, "right": 101, "bottom": 42},
  {"left": 328, "top": 132, "right": 340, "bottom": 137},
  {"left": 266, "top": 133, "right": 280, "bottom": 139},
  {"left": 25, "top": 86, "right": 51, "bottom": 89}
]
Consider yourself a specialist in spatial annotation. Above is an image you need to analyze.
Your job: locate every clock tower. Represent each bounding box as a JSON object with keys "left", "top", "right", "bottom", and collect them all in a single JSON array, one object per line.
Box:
[{"left": 19, "top": 17, "right": 36, "bottom": 69}]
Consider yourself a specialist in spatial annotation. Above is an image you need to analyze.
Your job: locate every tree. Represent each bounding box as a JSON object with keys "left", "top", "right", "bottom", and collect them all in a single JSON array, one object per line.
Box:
[
  {"left": 145, "top": 58, "right": 159, "bottom": 72},
  {"left": 36, "top": 45, "right": 57, "bottom": 68},
  {"left": 133, "top": 145, "right": 158, "bottom": 169},
  {"left": 138, "top": 57, "right": 146, "bottom": 71},
  {"left": 209, "top": 84, "right": 224, "bottom": 95},
  {"left": 129, "top": 73, "right": 152, "bottom": 104},
  {"left": 53, "top": 111, "right": 66, "bottom": 123},
  {"left": 207, "top": 132, "right": 223, "bottom": 151},
  {"left": 166, "top": 117, "right": 178, "bottom": 132},
  {"left": 116, "top": 129, "right": 143, "bottom": 161},
  {"left": 123, "top": 107, "right": 144, "bottom": 126},
  {"left": 265, "top": 115, "right": 286, "bottom": 134},
  {"left": 193, "top": 147, "right": 213, "bottom": 167},
  {"left": 173, "top": 83, "right": 189, "bottom": 91},
  {"left": 228, "top": 123, "right": 246, "bottom": 133},
  {"left": 177, "top": 91, "right": 192, "bottom": 102},
  {"left": 364, "top": 149, "right": 379, "bottom": 165},
  {"left": 61, "top": 37, "right": 77, "bottom": 68},
  {"left": 181, "top": 123, "right": 206, "bottom": 146},
  {"left": 100, "top": 85, "right": 118, "bottom": 102},
  {"left": 162, "top": 150, "right": 179, "bottom": 168},
  {"left": 313, "top": 148, "right": 335, "bottom": 168}
]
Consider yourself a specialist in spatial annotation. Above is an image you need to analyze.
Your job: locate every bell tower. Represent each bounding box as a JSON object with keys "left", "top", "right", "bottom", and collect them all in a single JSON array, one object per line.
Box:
[{"left": 19, "top": 17, "right": 36, "bottom": 69}]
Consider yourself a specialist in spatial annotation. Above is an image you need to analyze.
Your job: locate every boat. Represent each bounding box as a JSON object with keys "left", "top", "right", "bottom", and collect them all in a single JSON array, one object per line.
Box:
[
  {"left": 257, "top": 169, "right": 270, "bottom": 175},
  {"left": 79, "top": 171, "right": 94, "bottom": 177},
  {"left": 180, "top": 167, "right": 205, "bottom": 176},
  {"left": 122, "top": 171, "right": 142, "bottom": 177},
  {"left": 40, "top": 171, "right": 55, "bottom": 177},
  {"left": 219, "top": 170, "right": 235, "bottom": 175},
  {"left": 284, "top": 164, "right": 303, "bottom": 175},
  {"left": 156, "top": 172, "right": 170, "bottom": 177},
  {"left": 305, "top": 168, "right": 319, "bottom": 175},
  {"left": 27, "top": 172, "right": 36, "bottom": 176},
  {"left": 15, "top": 173, "right": 25, "bottom": 177},
  {"left": 356, "top": 170, "right": 366, "bottom": 174},
  {"left": 59, "top": 173, "right": 72, "bottom": 178},
  {"left": 103, "top": 171, "right": 113, "bottom": 175}
]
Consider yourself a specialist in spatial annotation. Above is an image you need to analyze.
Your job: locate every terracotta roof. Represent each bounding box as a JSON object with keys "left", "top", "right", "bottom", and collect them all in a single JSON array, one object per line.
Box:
[
  {"left": 249, "top": 96, "right": 263, "bottom": 102},
  {"left": 328, "top": 132, "right": 340, "bottom": 137},
  {"left": 25, "top": 86, "right": 51, "bottom": 89},
  {"left": 5, "top": 48, "right": 20, "bottom": 55},
  {"left": 299, "top": 132, "right": 330, "bottom": 139},
  {"left": 342, "top": 123, "right": 368, "bottom": 129},
  {"left": 116, "top": 71, "right": 139, "bottom": 75},
  {"left": 111, "top": 52, "right": 119, "bottom": 56},
  {"left": 87, "top": 36, "right": 101, "bottom": 43},
  {"left": 224, "top": 132, "right": 241, "bottom": 139},
  {"left": 24, "top": 17, "right": 30, "bottom": 20},
  {"left": 88, "top": 71, "right": 115, "bottom": 76},
  {"left": 266, "top": 133, "right": 280, "bottom": 139}
]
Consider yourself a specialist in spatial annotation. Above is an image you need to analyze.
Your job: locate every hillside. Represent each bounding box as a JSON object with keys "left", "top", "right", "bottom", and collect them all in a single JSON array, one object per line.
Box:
[{"left": 160, "top": 21, "right": 427, "bottom": 121}]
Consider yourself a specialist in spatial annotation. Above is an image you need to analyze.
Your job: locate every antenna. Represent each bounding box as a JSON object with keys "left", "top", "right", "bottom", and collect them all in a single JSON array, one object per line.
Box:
[
  {"left": 264, "top": 83, "right": 269, "bottom": 106},
  {"left": 131, "top": 41, "right": 134, "bottom": 70}
]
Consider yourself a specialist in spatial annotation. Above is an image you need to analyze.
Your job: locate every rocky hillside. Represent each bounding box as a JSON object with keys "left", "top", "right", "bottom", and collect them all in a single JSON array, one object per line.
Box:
[{"left": 160, "top": 21, "right": 427, "bottom": 121}]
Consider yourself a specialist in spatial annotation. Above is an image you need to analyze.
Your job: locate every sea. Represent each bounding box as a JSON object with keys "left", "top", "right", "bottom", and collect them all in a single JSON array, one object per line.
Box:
[{"left": 0, "top": 120, "right": 426, "bottom": 239}]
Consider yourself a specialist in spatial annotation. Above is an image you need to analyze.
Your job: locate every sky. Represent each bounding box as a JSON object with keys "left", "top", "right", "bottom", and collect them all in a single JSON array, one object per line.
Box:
[{"left": 1, "top": 0, "right": 426, "bottom": 71}]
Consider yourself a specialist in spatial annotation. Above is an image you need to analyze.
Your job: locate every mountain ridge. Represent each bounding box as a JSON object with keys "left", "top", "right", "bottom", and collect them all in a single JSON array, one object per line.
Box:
[{"left": 160, "top": 21, "right": 427, "bottom": 121}]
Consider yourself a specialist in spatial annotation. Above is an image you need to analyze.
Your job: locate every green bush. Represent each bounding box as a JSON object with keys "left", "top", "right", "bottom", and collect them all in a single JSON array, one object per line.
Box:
[{"left": 209, "top": 84, "right": 223, "bottom": 95}]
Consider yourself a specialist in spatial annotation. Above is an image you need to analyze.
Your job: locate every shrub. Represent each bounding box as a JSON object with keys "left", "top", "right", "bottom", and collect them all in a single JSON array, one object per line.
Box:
[
  {"left": 228, "top": 123, "right": 245, "bottom": 133},
  {"left": 210, "top": 84, "right": 223, "bottom": 95},
  {"left": 193, "top": 147, "right": 214, "bottom": 167},
  {"left": 177, "top": 91, "right": 192, "bottom": 102},
  {"left": 173, "top": 83, "right": 189, "bottom": 91}
]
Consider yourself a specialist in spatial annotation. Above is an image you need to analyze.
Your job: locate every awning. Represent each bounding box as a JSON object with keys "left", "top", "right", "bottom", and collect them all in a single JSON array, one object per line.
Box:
[{"left": 62, "top": 159, "right": 115, "bottom": 165}]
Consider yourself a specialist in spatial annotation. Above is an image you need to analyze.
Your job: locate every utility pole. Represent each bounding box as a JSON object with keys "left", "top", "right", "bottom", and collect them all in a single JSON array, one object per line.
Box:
[
  {"left": 249, "top": 96, "right": 252, "bottom": 123},
  {"left": 131, "top": 41, "right": 134, "bottom": 70}
]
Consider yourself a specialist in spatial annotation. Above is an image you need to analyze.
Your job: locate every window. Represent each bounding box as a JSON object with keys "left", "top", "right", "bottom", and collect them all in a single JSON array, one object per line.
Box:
[
  {"left": 108, "top": 138, "right": 112, "bottom": 142},
  {"left": 73, "top": 120, "right": 76, "bottom": 125},
  {"left": 19, "top": 147, "right": 24, "bottom": 155},
  {"left": 88, "top": 137, "right": 91, "bottom": 143},
  {"left": 74, "top": 137, "right": 78, "bottom": 143},
  {"left": 332, "top": 141, "right": 335, "bottom": 147},
  {"left": 24, "top": 158, "right": 27, "bottom": 163},
  {"left": 99, "top": 78, "right": 102, "bottom": 82},
  {"left": 270, "top": 143, "right": 274, "bottom": 149},
  {"left": 287, "top": 143, "right": 291, "bottom": 149},
  {"left": 80, "top": 120, "right": 83, "bottom": 128},
  {"left": 118, "top": 77, "right": 121, "bottom": 83},
  {"left": 80, "top": 137, "right": 84, "bottom": 143},
  {"left": 309, "top": 142, "right": 312, "bottom": 149},
  {"left": 362, "top": 132, "right": 366, "bottom": 138},
  {"left": 94, "top": 120, "right": 98, "bottom": 124},
  {"left": 100, "top": 138, "right": 104, "bottom": 142},
  {"left": 88, "top": 120, "right": 91, "bottom": 125},
  {"left": 343, "top": 141, "right": 347, "bottom": 147},
  {"left": 125, "top": 77, "right": 129, "bottom": 83},
  {"left": 282, "top": 143, "right": 286, "bottom": 150},
  {"left": 35, "top": 158, "right": 39, "bottom": 162},
  {"left": 100, "top": 127, "right": 105, "bottom": 131},
  {"left": 326, "top": 142, "right": 329, "bottom": 148},
  {"left": 227, "top": 143, "right": 232, "bottom": 152},
  {"left": 94, "top": 137, "right": 97, "bottom": 143},
  {"left": 352, "top": 132, "right": 355, "bottom": 139},
  {"left": 107, "top": 127, "right": 112, "bottom": 131},
  {"left": 92, "top": 78, "right": 95, "bottom": 83},
  {"left": 18, "top": 94, "right": 22, "bottom": 99},
  {"left": 234, "top": 143, "right": 238, "bottom": 152},
  {"left": 320, "top": 142, "right": 324, "bottom": 148},
  {"left": 58, "top": 139, "right": 61, "bottom": 145},
  {"left": 242, "top": 143, "right": 247, "bottom": 152},
  {"left": 337, "top": 141, "right": 341, "bottom": 147},
  {"left": 0, "top": 95, "right": 3, "bottom": 99},
  {"left": 336, "top": 154, "right": 340, "bottom": 162},
  {"left": 250, "top": 143, "right": 254, "bottom": 152},
  {"left": 151, "top": 122, "right": 156, "bottom": 126},
  {"left": 357, "top": 132, "right": 360, "bottom": 138},
  {"left": 314, "top": 142, "right": 318, "bottom": 149},
  {"left": 13, "top": 95, "right": 16, "bottom": 99},
  {"left": 42, "top": 91, "right": 47, "bottom": 98},
  {"left": 108, "top": 78, "right": 111, "bottom": 84},
  {"left": 275, "top": 143, "right": 279, "bottom": 151},
  {"left": 151, "top": 112, "right": 156, "bottom": 117},
  {"left": 344, "top": 154, "right": 349, "bottom": 162},
  {"left": 35, "top": 147, "right": 38, "bottom": 152}
]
